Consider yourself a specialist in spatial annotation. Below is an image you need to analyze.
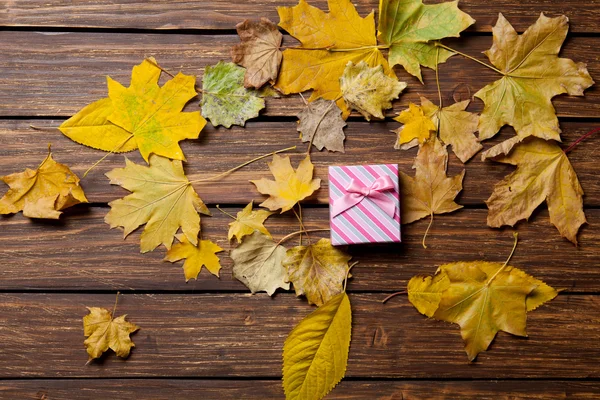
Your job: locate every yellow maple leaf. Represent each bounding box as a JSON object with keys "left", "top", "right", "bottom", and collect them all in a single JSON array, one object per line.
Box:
[
  {"left": 251, "top": 154, "right": 321, "bottom": 213},
  {"left": 476, "top": 13, "right": 594, "bottom": 157},
  {"left": 283, "top": 238, "right": 351, "bottom": 306},
  {"left": 0, "top": 149, "right": 87, "bottom": 219},
  {"left": 227, "top": 201, "right": 273, "bottom": 243},
  {"left": 164, "top": 235, "right": 224, "bottom": 281},
  {"left": 60, "top": 58, "right": 206, "bottom": 162},
  {"left": 275, "top": 0, "right": 394, "bottom": 118},
  {"left": 105, "top": 155, "right": 210, "bottom": 253},
  {"left": 393, "top": 103, "right": 437, "bottom": 150},
  {"left": 486, "top": 138, "right": 586, "bottom": 245},
  {"left": 83, "top": 306, "right": 139, "bottom": 361}
]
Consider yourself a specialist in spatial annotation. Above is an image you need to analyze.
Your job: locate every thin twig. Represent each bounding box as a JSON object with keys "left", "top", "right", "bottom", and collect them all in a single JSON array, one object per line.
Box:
[
  {"left": 382, "top": 291, "right": 407, "bottom": 304},
  {"left": 436, "top": 42, "right": 504, "bottom": 75},
  {"left": 564, "top": 127, "right": 600, "bottom": 154},
  {"left": 215, "top": 205, "right": 237, "bottom": 220},
  {"left": 276, "top": 229, "right": 331, "bottom": 246}
]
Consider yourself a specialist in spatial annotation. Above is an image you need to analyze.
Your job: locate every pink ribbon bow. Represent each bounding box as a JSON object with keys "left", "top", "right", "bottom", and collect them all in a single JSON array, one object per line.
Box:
[{"left": 331, "top": 175, "right": 396, "bottom": 218}]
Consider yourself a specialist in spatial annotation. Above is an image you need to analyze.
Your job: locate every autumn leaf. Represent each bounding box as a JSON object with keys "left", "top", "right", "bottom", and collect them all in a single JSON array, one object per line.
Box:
[
  {"left": 283, "top": 292, "right": 351, "bottom": 400},
  {"left": 276, "top": 0, "right": 394, "bottom": 118},
  {"left": 378, "top": 0, "right": 474, "bottom": 81},
  {"left": 227, "top": 201, "right": 274, "bottom": 243},
  {"left": 230, "top": 231, "right": 289, "bottom": 296},
  {"left": 486, "top": 138, "right": 585, "bottom": 245},
  {"left": 251, "top": 154, "right": 321, "bottom": 213},
  {"left": 419, "top": 97, "right": 482, "bottom": 163},
  {"left": 201, "top": 61, "right": 266, "bottom": 128},
  {"left": 0, "top": 149, "right": 87, "bottom": 219},
  {"left": 61, "top": 58, "right": 206, "bottom": 163},
  {"left": 83, "top": 305, "right": 139, "bottom": 361},
  {"left": 105, "top": 155, "right": 210, "bottom": 253},
  {"left": 283, "top": 238, "right": 351, "bottom": 306},
  {"left": 393, "top": 103, "right": 437, "bottom": 150},
  {"left": 340, "top": 61, "right": 407, "bottom": 121},
  {"left": 476, "top": 13, "right": 594, "bottom": 158},
  {"left": 164, "top": 235, "right": 224, "bottom": 281},
  {"left": 407, "top": 273, "right": 450, "bottom": 317},
  {"left": 231, "top": 18, "right": 283, "bottom": 88},
  {"left": 409, "top": 259, "right": 557, "bottom": 361},
  {"left": 298, "top": 99, "right": 346, "bottom": 153},
  {"left": 400, "top": 137, "right": 464, "bottom": 247}
]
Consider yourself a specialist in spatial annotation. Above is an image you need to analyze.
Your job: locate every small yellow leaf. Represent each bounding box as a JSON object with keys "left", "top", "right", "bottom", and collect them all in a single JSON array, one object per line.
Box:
[
  {"left": 0, "top": 150, "right": 87, "bottom": 219},
  {"left": 393, "top": 103, "right": 437, "bottom": 150},
  {"left": 251, "top": 154, "right": 321, "bottom": 213},
  {"left": 164, "top": 235, "right": 224, "bottom": 281},
  {"left": 228, "top": 201, "right": 273, "bottom": 243},
  {"left": 83, "top": 307, "right": 139, "bottom": 361},
  {"left": 283, "top": 292, "right": 351, "bottom": 400},
  {"left": 105, "top": 155, "right": 210, "bottom": 253},
  {"left": 283, "top": 238, "right": 351, "bottom": 306}
]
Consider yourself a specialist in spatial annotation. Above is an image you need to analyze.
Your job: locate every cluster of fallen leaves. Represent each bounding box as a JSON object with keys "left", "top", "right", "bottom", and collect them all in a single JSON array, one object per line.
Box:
[{"left": 0, "top": 0, "right": 595, "bottom": 399}]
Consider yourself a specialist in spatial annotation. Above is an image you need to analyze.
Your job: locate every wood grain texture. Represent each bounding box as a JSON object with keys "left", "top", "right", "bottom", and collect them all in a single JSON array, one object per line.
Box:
[
  {"left": 1, "top": 120, "right": 598, "bottom": 206},
  {"left": 2, "top": 379, "right": 599, "bottom": 399},
  {"left": 3, "top": 0, "right": 600, "bottom": 33},
  {"left": 0, "top": 32, "right": 597, "bottom": 118},
  {"left": 1, "top": 207, "right": 598, "bottom": 292},
  {"left": 0, "top": 293, "right": 598, "bottom": 378}
]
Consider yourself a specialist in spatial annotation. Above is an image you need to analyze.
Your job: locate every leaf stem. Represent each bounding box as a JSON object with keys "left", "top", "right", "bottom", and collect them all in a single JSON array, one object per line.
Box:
[
  {"left": 343, "top": 261, "right": 359, "bottom": 292},
  {"left": 422, "top": 213, "right": 434, "bottom": 249},
  {"left": 276, "top": 229, "right": 331, "bottom": 246},
  {"left": 436, "top": 42, "right": 504, "bottom": 75},
  {"left": 286, "top": 44, "right": 389, "bottom": 52},
  {"left": 83, "top": 135, "right": 134, "bottom": 178},
  {"left": 112, "top": 291, "right": 120, "bottom": 316},
  {"left": 381, "top": 290, "right": 407, "bottom": 304},
  {"left": 435, "top": 46, "right": 443, "bottom": 109},
  {"left": 292, "top": 205, "right": 309, "bottom": 245},
  {"left": 215, "top": 205, "right": 237, "bottom": 220},
  {"left": 486, "top": 232, "right": 518, "bottom": 287},
  {"left": 30, "top": 125, "right": 59, "bottom": 132},
  {"left": 306, "top": 99, "right": 337, "bottom": 155},
  {"left": 564, "top": 127, "right": 600, "bottom": 154},
  {"left": 189, "top": 146, "right": 296, "bottom": 184},
  {"left": 145, "top": 58, "right": 175, "bottom": 78}
]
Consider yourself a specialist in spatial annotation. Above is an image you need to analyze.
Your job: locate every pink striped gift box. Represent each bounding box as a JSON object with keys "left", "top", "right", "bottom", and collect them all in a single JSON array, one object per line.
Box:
[{"left": 329, "top": 164, "right": 401, "bottom": 246}]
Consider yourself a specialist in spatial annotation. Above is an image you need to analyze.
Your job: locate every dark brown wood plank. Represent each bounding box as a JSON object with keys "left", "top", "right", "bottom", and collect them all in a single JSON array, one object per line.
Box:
[
  {"left": 0, "top": 32, "right": 597, "bottom": 118},
  {"left": 3, "top": 0, "right": 600, "bottom": 33},
  {"left": 0, "top": 293, "right": 598, "bottom": 378},
  {"left": 1, "top": 207, "right": 598, "bottom": 292},
  {"left": 1, "top": 120, "right": 598, "bottom": 206},
  {"left": 2, "top": 379, "right": 599, "bottom": 399}
]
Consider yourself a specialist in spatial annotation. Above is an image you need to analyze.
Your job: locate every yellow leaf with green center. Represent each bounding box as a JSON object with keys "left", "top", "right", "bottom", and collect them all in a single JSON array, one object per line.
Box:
[
  {"left": 164, "top": 235, "right": 224, "bottom": 281},
  {"left": 340, "top": 61, "right": 407, "bottom": 121},
  {"left": 283, "top": 292, "right": 351, "bottom": 400},
  {"left": 228, "top": 202, "right": 274, "bottom": 243},
  {"left": 486, "top": 138, "right": 586, "bottom": 245},
  {"left": 283, "top": 238, "right": 351, "bottom": 306},
  {"left": 393, "top": 103, "right": 437, "bottom": 149},
  {"left": 275, "top": 0, "right": 394, "bottom": 118},
  {"left": 476, "top": 13, "right": 594, "bottom": 158},
  {"left": 251, "top": 154, "right": 321, "bottom": 213},
  {"left": 105, "top": 155, "right": 210, "bottom": 253},
  {"left": 377, "top": 0, "right": 474, "bottom": 82},
  {"left": 0, "top": 150, "right": 87, "bottom": 219},
  {"left": 83, "top": 307, "right": 139, "bottom": 361}
]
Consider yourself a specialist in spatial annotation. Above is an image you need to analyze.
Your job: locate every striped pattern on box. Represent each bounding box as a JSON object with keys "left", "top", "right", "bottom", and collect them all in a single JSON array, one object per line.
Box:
[{"left": 329, "top": 164, "right": 401, "bottom": 246}]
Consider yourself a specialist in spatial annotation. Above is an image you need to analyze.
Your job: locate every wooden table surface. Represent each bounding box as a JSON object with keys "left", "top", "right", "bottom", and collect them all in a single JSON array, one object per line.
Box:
[{"left": 1, "top": 1, "right": 600, "bottom": 399}]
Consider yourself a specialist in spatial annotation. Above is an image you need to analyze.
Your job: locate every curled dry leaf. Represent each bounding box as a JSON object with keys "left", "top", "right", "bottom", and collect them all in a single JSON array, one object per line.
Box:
[
  {"left": 231, "top": 18, "right": 283, "bottom": 89},
  {"left": 485, "top": 138, "right": 586, "bottom": 245},
  {"left": 201, "top": 61, "right": 266, "bottom": 128},
  {"left": 164, "top": 235, "right": 224, "bottom": 281},
  {"left": 83, "top": 306, "right": 139, "bottom": 361},
  {"left": 476, "top": 13, "right": 594, "bottom": 158},
  {"left": 283, "top": 292, "right": 351, "bottom": 400},
  {"left": 228, "top": 201, "right": 274, "bottom": 243},
  {"left": 230, "top": 231, "right": 289, "bottom": 296},
  {"left": 408, "top": 261, "right": 557, "bottom": 361},
  {"left": 419, "top": 97, "right": 482, "bottom": 163},
  {"left": 275, "top": 0, "right": 393, "bottom": 118},
  {"left": 393, "top": 103, "right": 437, "bottom": 150},
  {"left": 340, "top": 61, "right": 407, "bottom": 121},
  {"left": 298, "top": 99, "right": 346, "bottom": 153},
  {"left": 378, "top": 0, "right": 474, "bottom": 82},
  {"left": 283, "top": 238, "right": 351, "bottom": 306},
  {"left": 251, "top": 154, "right": 321, "bottom": 213},
  {"left": 0, "top": 150, "right": 87, "bottom": 219},
  {"left": 60, "top": 58, "right": 206, "bottom": 162},
  {"left": 105, "top": 155, "right": 210, "bottom": 253}
]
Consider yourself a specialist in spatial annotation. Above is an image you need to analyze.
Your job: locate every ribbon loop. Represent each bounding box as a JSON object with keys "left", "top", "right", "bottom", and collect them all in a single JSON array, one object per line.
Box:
[{"left": 331, "top": 175, "right": 396, "bottom": 218}]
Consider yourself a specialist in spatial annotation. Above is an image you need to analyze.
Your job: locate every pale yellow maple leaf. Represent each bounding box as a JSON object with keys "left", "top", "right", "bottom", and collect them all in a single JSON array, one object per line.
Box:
[
  {"left": 227, "top": 202, "right": 273, "bottom": 243},
  {"left": 164, "top": 235, "right": 224, "bottom": 281},
  {"left": 393, "top": 103, "right": 437, "bottom": 150},
  {"left": 83, "top": 306, "right": 139, "bottom": 361}
]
